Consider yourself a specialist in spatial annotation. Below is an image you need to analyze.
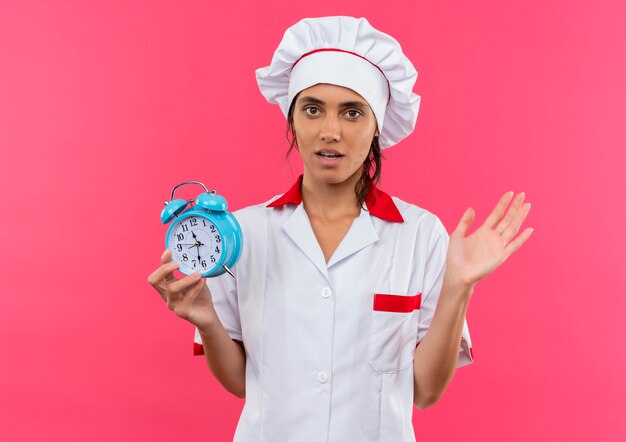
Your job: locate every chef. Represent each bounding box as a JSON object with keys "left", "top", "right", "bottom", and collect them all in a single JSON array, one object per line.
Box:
[{"left": 148, "top": 15, "right": 533, "bottom": 442}]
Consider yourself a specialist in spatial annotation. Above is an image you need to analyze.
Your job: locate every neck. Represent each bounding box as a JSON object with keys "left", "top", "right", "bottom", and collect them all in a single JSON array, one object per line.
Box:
[{"left": 301, "top": 169, "right": 363, "bottom": 221}]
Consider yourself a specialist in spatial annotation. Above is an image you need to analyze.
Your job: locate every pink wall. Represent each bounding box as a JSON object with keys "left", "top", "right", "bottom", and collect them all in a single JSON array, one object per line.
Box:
[{"left": 1, "top": 1, "right": 625, "bottom": 440}]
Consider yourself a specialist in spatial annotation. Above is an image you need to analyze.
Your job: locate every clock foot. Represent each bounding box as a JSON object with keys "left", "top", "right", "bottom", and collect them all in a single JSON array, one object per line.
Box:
[{"left": 223, "top": 265, "right": 235, "bottom": 278}]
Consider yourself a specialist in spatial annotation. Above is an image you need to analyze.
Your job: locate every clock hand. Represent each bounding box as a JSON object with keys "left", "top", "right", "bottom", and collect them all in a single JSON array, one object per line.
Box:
[
  {"left": 194, "top": 238, "right": 202, "bottom": 263},
  {"left": 186, "top": 229, "right": 202, "bottom": 262},
  {"left": 190, "top": 230, "right": 203, "bottom": 247}
]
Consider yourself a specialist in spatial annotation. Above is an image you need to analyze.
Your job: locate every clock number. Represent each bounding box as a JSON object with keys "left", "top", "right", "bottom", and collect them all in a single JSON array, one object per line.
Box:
[
  {"left": 177, "top": 233, "right": 184, "bottom": 241},
  {"left": 177, "top": 244, "right": 182, "bottom": 252},
  {"left": 202, "top": 219, "right": 206, "bottom": 227},
  {"left": 190, "top": 218, "right": 197, "bottom": 226},
  {"left": 201, "top": 260, "right": 207, "bottom": 267},
  {"left": 215, "top": 246, "right": 220, "bottom": 254},
  {"left": 210, "top": 225, "right": 216, "bottom": 233},
  {"left": 210, "top": 255, "right": 216, "bottom": 263},
  {"left": 182, "top": 224, "right": 189, "bottom": 232},
  {"left": 182, "top": 253, "right": 188, "bottom": 262},
  {"left": 192, "top": 259, "right": 196, "bottom": 267},
  {"left": 215, "top": 235, "right": 221, "bottom": 243}
]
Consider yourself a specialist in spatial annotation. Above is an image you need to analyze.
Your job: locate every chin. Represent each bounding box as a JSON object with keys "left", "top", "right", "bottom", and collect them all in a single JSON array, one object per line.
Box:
[{"left": 309, "top": 168, "right": 359, "bottom": 186}]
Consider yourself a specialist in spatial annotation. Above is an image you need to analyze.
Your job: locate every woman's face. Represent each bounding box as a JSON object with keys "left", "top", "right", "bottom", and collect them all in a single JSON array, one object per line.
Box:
[{"left": 291, "top": 83, "right": 379, "bottom": 186}]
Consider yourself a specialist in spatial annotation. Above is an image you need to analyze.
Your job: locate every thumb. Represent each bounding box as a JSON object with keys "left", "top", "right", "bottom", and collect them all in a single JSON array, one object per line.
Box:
[{"left": 453, "top": 207, "right": 475, "bottom": 238}]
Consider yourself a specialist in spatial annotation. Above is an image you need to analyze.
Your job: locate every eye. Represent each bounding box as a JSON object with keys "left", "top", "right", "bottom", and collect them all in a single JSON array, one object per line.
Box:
[
  {"left": 304, "top": 106, "right": 320, "bottom": 116},
  {"left": 346, "top": 109, "right": 363, "bottom": 119}
]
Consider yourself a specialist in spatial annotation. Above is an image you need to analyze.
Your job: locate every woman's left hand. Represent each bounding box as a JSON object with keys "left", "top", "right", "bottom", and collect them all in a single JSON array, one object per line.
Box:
[{"left": 445, "top": 191, "right": 534, "bottom": 289}]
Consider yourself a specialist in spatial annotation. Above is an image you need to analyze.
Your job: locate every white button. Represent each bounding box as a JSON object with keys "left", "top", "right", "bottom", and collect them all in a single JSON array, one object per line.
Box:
[
  {"left": 320, "top": 287, "right": 332, "bottom": 298},
  {"left": 317, "top": 370, "right": 329, "bottom": 383}
]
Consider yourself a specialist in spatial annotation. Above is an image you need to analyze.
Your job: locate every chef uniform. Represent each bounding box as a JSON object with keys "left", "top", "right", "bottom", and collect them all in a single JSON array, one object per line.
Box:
[{"left": 193, "top": 16, "right": 474, "bottom": 442}]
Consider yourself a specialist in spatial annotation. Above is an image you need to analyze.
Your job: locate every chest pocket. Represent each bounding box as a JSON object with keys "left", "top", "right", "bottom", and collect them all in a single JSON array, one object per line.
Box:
[
  {"left": 366, "top": 292, "right": 421, "bottom": 373},
  {"left": 366, "top": 222, "right": 423, "bottom": 373}
]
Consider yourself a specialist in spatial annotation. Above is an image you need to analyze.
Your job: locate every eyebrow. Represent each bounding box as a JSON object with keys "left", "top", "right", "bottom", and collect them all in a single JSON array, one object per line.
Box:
[{"left": 297, "top": 96, "right": 369, "bottom": 110}]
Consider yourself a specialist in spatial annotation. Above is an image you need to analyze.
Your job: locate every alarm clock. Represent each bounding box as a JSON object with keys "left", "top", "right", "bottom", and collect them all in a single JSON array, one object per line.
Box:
[{"left": 160, "top": 181, "right": 243, "bottom": 278}]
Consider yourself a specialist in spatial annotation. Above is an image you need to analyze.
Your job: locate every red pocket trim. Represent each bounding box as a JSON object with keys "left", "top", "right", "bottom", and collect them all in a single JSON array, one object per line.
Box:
[
  {"left": 194, "top": 342, "right": 205, "bottom": 356},
  {"left": 373, "top": 293, "right": 422, "bottom": 313}
]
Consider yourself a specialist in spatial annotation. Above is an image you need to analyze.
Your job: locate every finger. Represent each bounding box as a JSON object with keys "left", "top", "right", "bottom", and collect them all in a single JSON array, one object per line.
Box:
[
  {"left": 168, "top": 271, "right": 203, "bottom": 296},
  {"left": 178, "top": 278, "right": 206, "bottom": 311},
  {"left": 495, "top": 192, "right": 525, "bottom": 234},
  {"left": 161, "top": 249, "right": 173, "bottom": 265},
  {"left": 484, "top": 191, "right": 514, "bottom": 229},
  {"left": 147, "top": 260, "right": 180, "bottom": 287},
  {"left": 504, "top": 227, "right": 534, "bottom": 256},
  {"left": 502, "top": 202, "right": 531, "bottom": 244},
  {"left": 452, "top": 207, "right": 475, "bottom": 238}
]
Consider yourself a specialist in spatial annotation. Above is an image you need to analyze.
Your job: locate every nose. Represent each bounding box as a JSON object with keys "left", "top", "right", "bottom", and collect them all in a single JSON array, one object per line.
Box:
[{"left": 320, "top": 115, "right": 340, "bottom": 143}]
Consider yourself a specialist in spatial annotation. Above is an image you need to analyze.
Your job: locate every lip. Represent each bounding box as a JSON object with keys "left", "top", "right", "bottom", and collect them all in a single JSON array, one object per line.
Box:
[
  {"left": 316, "top": 152, "right": 344, "bottom": 166},
  {"left": 315, "top": 149, "right": 344, "bottom": 155}
]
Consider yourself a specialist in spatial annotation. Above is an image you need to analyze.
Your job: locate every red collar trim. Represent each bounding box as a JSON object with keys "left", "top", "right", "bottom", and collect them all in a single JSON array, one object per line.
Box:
[{"left": 267, "top": 175, "right": 404, "bottom": 223}]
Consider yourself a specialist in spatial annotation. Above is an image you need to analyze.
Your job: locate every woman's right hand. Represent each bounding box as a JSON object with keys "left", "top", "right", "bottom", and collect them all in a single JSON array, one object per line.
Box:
[{"left": 147, "top": 249, "right": 218, "bottom": 331}]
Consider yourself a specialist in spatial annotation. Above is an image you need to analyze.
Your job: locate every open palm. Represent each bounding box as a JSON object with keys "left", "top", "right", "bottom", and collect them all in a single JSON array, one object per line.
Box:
[{"left": 446, "top": 191, "right": 533, "bottom": 288}]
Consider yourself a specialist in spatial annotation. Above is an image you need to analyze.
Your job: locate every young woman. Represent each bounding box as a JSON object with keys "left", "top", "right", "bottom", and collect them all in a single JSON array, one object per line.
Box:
[{"left": 148, "top": 16, "right": 533, "bottom": 442}]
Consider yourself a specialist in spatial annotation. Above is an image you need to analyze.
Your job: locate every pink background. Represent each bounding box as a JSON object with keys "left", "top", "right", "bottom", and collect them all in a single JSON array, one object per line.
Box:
[{"left": 1, "top": 0, "right": 625, "bottom": 441}]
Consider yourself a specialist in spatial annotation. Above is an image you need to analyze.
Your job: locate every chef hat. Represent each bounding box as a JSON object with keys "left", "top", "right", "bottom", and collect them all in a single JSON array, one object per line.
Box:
[{"left": 255, "top": 16, "right": 421, "bottom": 149}]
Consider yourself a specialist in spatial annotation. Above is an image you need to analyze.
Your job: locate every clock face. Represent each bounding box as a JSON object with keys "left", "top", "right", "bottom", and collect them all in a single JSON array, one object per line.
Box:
[{"left": 167, "top": 215, "right": 223, "bottom": 274}]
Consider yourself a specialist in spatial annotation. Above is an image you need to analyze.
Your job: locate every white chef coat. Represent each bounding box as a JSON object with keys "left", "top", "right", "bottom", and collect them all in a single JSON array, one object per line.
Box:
[{"left": 194, "top": 175, "right": 474, "bottom": 442}]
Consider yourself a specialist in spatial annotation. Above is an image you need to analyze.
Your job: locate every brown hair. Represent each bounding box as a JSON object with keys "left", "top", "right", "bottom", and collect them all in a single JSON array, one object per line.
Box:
[{"left": 285, "top": 91, "right": 384, "bottom": 209}]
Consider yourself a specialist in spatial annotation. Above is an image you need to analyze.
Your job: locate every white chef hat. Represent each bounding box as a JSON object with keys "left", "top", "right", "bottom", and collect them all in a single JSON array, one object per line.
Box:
[{"left": 255, "top": 16, "right": 421, "bottom": 149}]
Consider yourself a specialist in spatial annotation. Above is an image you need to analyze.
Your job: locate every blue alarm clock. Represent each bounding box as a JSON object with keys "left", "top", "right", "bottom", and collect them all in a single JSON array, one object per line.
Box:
[{"left": 160, "top": 181, "right": 243, "bottom": 278}]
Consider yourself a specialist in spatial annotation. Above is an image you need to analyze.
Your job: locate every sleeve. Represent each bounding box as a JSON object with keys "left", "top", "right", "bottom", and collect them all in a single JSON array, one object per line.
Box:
[
  {"left": 193, "top": 270, "right": 243, "bottom": 356},
  {"left": 415, "top": 215, "right": 474, "bottom": 368}
]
